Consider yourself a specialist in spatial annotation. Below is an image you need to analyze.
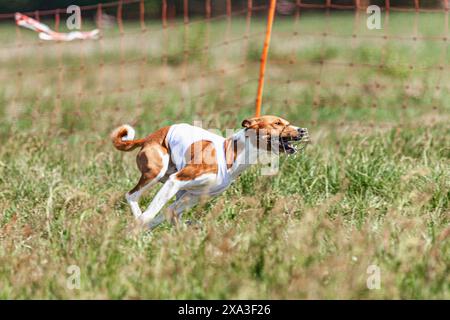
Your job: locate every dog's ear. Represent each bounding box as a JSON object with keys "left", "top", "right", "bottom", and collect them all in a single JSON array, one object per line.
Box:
[{"left": 242, "top": 118, "right": 258, "bottom": 128}]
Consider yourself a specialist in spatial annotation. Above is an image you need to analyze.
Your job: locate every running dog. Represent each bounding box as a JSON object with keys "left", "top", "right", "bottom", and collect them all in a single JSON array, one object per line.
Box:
[{"left": 111, "top": 115, "right": 308, "bottom": 229}]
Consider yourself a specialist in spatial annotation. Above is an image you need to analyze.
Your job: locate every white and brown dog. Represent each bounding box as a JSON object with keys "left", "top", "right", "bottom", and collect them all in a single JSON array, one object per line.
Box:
[{"left": 111, "top": 115, "right": 307, "bottom": 229}]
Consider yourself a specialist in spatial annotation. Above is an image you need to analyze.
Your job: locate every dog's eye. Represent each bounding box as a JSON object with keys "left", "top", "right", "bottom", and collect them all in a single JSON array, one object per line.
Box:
[{"left": 275, "top": 121, "right": 282, "bottom": 126}]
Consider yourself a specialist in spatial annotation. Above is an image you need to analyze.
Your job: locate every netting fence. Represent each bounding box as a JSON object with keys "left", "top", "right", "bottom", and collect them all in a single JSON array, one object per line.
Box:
[{"left": 0, "top": 0, "right": 449, "bottom": 132}]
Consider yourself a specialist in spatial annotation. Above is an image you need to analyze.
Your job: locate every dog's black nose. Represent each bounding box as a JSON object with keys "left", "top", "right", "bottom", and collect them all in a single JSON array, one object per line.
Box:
[{"left": 298, "top": 128, "right": 307, "bottom": 136}]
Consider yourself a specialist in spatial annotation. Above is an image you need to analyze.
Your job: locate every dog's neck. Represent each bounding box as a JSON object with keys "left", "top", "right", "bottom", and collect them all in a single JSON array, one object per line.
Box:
[{"left": 225, "top": 128, "right": 271, "bottom": 179}]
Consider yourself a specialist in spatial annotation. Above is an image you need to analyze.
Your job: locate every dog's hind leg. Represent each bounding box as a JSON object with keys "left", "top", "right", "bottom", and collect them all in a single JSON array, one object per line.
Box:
[
  {"left": 148, "top": 190, "right": 187, "bottom": 229},
  {"left": 168, "top": 192, "right": 201, "bottom": 225},
  {"left": 126, "top": 146, "right": 169, "bottom": 220}
]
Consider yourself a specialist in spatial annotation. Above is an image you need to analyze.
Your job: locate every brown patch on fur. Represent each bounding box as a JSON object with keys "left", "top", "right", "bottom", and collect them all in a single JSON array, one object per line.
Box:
[
  {"left": 137, "top": 145, "right": 165, "bottom": 178},
  {"left": 175, "top": 140, "right": 218, "bottom": 181},
  {"left": 175, "top": 165, "right": 218, "bottom": 181},
  {"left": 146, "top": 126, "right": 171, "bottom": 148},
  {"left": 129, "top": 144, "right": 167, "bottom": 194},
  {"left": 187, "top": 140, "right": 216, "bottom": 165},
  {"left": 126, "top": 127, "right": 171, "bottom": 194}
]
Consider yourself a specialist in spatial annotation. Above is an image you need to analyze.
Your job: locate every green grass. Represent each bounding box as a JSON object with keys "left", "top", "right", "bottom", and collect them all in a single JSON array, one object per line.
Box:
[{"left": 0, "top": 11, "right": 449, "bottom": 299}]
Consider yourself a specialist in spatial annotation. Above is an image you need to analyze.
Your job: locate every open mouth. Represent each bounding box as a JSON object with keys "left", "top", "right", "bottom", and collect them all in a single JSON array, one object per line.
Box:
[
  {"left": 280, "top": 138, "right": 297, "bottom": 154},
  {"left": 279, "top": 132, "right": 309, "bottom": 154}
]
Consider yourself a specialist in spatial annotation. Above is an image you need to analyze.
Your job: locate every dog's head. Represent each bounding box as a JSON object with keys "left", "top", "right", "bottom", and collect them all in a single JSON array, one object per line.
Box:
[{"left": 241, "top": 115, "right": 308, "bottom": 154}]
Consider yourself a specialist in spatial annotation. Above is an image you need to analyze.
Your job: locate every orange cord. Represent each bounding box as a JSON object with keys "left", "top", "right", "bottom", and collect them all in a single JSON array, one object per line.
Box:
[{"left": 255, "top": 0, "right": 277, "bottom": 117}]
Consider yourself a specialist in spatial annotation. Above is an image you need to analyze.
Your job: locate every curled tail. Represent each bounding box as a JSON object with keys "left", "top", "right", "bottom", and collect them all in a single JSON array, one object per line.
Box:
[{"left": 111, "top": 124, "right": 146, "bottom": 152}]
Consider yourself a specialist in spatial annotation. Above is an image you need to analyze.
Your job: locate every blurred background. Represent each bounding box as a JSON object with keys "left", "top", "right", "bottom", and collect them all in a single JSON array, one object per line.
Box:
[{"left": 0, "top": 1, "right": 447, "bottom": 14}]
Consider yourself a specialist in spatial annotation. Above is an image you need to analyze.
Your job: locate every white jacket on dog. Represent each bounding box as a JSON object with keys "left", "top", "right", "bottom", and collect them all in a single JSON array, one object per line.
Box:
[{"left": 166, "top": 123, "right": 231, "bottom": 196}]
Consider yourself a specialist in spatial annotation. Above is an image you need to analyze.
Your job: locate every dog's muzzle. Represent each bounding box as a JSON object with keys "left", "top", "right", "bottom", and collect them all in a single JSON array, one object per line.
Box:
[
  {"left": 280, "top": 127, "right": 309, "bottom": 154},
  {"left": 296, "top": 128, "right": 308, "bottom": 140}
]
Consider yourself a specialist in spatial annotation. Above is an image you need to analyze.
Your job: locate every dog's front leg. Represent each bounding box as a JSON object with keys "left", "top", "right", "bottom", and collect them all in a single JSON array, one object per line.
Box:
[
  {"left": 139, "top": 175, "right": 183, "bottom": 226},
  {"left": 126, "top": 192, "right": 143, "bottom": 220}
]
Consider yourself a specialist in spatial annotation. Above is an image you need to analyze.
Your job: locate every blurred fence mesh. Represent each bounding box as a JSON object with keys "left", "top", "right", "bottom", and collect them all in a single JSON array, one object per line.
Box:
[{"left": 0, "top": 0, "right": 448, "bottom": 131}]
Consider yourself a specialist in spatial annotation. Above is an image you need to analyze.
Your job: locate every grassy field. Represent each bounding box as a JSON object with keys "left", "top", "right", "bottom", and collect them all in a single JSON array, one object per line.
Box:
[{"left": 0, "top": 11, "right": 449, "bottom": 299}]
